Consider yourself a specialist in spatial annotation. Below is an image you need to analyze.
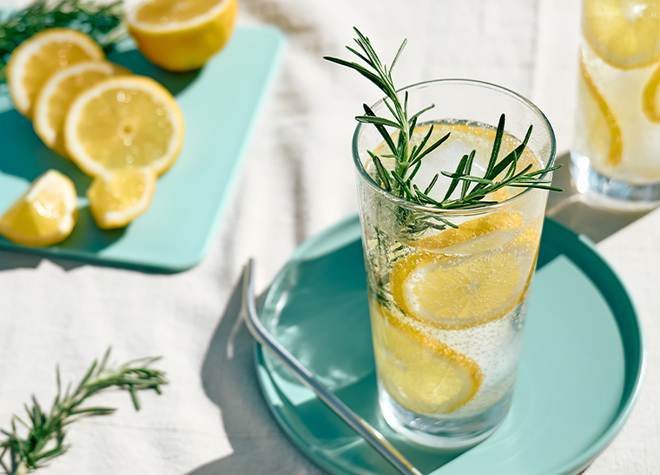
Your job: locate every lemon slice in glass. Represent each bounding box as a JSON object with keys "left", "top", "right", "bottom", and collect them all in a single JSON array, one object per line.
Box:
[
  {"left": 33, "top": 61, "right": 129, "bottom": 157},
  {"left": 0, "top": 170, "right": 77, "bottom": 247},
  {"left": 576, "top": 58, "right": 623, "bottom": 167},
  {"left": 642, "top": 63, "right": 660, "bottom": 122},
  {"left": 583, "top": 0, "right": 660, "bottom": 69},
  {"left": 6, "top": 28, "right": 105, "bottom": 118},
  {"left": 391, "top": 226, "right": 539, "bottom": 330},
  {"left": 63, "top": 75, "right": 185, "bottom": 177},
  {"left": 370, "top": 302, "right": 482, "bottom": 414},
  {"left": 87, "top": 168, "right": 157, "bottom": 229},
  {"left": 126, "top": 0, "right": 238, "bottom": 71}
]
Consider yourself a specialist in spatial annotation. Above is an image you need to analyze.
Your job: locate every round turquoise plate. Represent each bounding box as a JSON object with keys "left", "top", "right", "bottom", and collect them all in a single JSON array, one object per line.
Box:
[{"left": 254, "top": 215, "right": 644, "bottom": 475}]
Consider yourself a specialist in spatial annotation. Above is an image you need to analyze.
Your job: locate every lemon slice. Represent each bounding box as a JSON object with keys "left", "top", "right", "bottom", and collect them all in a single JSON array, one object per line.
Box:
[
  {"left": 87, "top": 168, "right": 157, "bottom": 229},
  {"left": 33, "top": 61, "right": 129, "bottom": 157},
  {"left": 370, "top": 302, "right": 482, "bottom": 414},
  {"left": 0, "top": 170, "right": 77, "bottom": 246},
  {"left": 390, "top": 226, "right": 539, "bottom": 330},
  {"left": 577, "top": 58, "right": 623, "bottom": 167},
  {"left": 126, "top": 0, "right": 238, "bottom": 71},
  {"left": 63, "top": 75, "right": 185, "bottom": 177},
  {"left": 583, "top": 0, "right": 660, "bottom": 69},
  {"left": 6, "top": 28, "right": 105, "bottom": 118},
  {"left": 412, "top": 211, "right": 524, "bottom": 255},
  {"left": 642, "top": 63, "right": 660, "bottom": 122}
]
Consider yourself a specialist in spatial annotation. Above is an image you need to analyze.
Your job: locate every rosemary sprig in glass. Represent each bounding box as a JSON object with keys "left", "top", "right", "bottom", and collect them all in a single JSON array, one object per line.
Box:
[
  {"left": 0, "top": 0, "right": 126, "bottom": 83},
  {"left": 0, "top": 348, "right": 167, "bottom": 475},
  {"left": 324, "top": 28, "right": 561, "bottom": 228}
]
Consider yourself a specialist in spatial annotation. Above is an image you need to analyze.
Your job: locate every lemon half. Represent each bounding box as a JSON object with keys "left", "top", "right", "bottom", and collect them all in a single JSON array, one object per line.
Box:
[
  {"left": 0, "top": 170, "right": 77, "bottom": 247},
  {"left": 126, "top": 0, "right": 238, "bottom": 71},
  {"left": 7, "top": 28, "right": 104, "bottom": 118}
]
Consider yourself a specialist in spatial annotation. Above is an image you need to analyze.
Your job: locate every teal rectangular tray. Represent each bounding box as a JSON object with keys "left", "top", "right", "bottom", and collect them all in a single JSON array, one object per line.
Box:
[{"left": 0, "top": 27, "right": 285, "bottom": 272}]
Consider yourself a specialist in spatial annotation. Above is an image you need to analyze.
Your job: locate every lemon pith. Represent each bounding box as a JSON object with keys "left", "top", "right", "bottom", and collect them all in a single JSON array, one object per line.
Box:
[
  {"left": 33, "top": 61, "right": 127, "bottom": 157},
  {"left": 0, "top": 170, "right": 78, "bottom": 247},
  {"left": 87, "top": 168, "right": 157, "bottom": 229},
  {"left": 371, "top": 301, "right": 483, "bottom": 414},
  {"left": 583, "top": 0, "right": 660, "bottom": 69},
  {"left": 63, "top": 75, "right": 185, "bottom": 177},
  {"left": 6, "top": 28, "right": 104, "bottom": 118},
  {"left": 127, "top": 0, "right": 238, "bottom": 71}
]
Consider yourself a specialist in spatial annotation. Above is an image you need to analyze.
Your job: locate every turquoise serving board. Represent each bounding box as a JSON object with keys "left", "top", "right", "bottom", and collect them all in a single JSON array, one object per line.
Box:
[
  {"left": 255, "top": 215, "right": 644, "bottom": 475},
  {"left": 0, "top": 27, "right": 285, "bottom": 271}
]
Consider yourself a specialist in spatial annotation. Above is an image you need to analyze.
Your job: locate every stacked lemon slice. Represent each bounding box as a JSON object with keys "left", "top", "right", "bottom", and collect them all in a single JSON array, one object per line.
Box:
[{"left": 1, "top": 27, "right": 186, "bottom": 246}]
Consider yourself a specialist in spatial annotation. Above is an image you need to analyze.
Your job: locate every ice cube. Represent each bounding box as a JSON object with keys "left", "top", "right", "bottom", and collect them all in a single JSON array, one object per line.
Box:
[{"left": 411, "top": 138, "right": 485, "bottom": 202}]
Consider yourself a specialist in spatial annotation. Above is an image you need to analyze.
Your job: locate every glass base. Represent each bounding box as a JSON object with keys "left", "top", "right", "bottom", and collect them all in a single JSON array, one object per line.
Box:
[
  {"left": 570, "top": 152, "right": 660, "bottom": 211},
  {"left": 378, "top": 382, "right": 511, "bottom": 449}
]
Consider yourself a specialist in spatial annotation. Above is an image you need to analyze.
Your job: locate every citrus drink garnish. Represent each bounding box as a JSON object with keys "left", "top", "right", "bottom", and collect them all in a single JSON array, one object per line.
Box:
[
  {"left": 33, "top": 61, "right": 128, "bottom": 157},
  {"left": 63, "top": 75, "right": 185, "bottom": 177},
  {"left": 126, "top": 0, "right": 238, "bottom": 71},
  {"left": 87, "top": 168, "right": 157, "bottom": 229},
  {"left": 0, "top": 170, "right": 77, "bottom": 247},
  {"left": 583, "top": 0, "right": 660, "bottom": 69},
  {"left": 370, "top": 302, "right": 482, "bottom": 414},
  {"left": 6, "top": 28, "right": 105, "bottom": 118}
]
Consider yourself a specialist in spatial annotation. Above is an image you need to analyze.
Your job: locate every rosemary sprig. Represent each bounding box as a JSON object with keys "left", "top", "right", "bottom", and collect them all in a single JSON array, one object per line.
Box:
[
  {"left": 0, "top": 348, "right": 167, "bottom": 475},
  {"left": 0, "top": 0, "right": 126, "bottom": 83},
  {"left": 324, "top": 28, "right": 560, "bottom": 227}
]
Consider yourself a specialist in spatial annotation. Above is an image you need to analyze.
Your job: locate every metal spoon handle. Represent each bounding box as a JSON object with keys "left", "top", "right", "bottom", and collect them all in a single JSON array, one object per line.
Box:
[{"left": 240, "top": 259, "right": 422, "bottom": 475}]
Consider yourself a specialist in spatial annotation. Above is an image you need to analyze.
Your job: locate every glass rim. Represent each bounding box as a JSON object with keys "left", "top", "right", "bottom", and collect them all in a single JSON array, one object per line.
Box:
[{"left": 351, "top": 78, "right": 557, "bottom": 216}]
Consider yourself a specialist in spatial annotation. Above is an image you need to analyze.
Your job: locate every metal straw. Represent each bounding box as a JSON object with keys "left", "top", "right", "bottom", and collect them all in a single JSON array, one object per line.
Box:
[{"left": 240, "top": 259, "right": 422, "bottom": 475}]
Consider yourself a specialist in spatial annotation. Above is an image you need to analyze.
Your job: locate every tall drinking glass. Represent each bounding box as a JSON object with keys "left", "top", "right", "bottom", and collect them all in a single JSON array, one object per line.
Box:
[
  {"left": 353, "top": 79, "right": 556, "bottom": 448},
  {"left": 571, "top": 0, "right": 660, "bottom": 209}
]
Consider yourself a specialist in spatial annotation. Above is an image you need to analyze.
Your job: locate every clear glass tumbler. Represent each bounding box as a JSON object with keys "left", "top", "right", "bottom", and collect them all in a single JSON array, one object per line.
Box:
[
  {"left": 571, "top": 0, "right": 660, "bottom": 209},
  {"left": 353, "top": 79, "right": 556, "bottom": 448}
]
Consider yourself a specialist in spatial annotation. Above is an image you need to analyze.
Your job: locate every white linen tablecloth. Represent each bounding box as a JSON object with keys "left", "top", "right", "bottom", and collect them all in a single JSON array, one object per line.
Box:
[{"left": 0, "top": 0, "right": 658, "bottom": 473}]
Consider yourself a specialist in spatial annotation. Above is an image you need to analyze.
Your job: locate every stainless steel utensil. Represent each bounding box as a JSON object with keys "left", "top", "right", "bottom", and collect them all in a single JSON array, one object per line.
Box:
[{"left": 240, "top": 258, "right": 422, "bottom": 475}]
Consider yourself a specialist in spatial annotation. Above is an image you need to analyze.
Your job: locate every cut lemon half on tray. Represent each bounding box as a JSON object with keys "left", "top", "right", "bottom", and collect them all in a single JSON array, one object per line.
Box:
[
  {"left": 64, "top": 75, "right": 185, "bottom": 177},
  {"left": 370, "top": 302, "right": 482, "bottom": 414},
  {"left": 583, "top": 0, "right": 660, "bottom": 69},
  {"left": 126, "top": 0, "right": 238, "bottom": 71},
  {"left": 577, "top": 58, "right": 623, "bottom": 167},
  {"left": 33, "top": 61, "right": 129, "bottom": 157},
  {"left": 88, "top": 168, "right": 157, "bottom": 229},
  {"left": 6, "top": 28, "right": 105, "bottom": 118},
  {"left": 390, "top": 229, "right": 539, "bottom": 330},
  {"left": 0, "top": 170, "right": 77, "bottom": 247}
]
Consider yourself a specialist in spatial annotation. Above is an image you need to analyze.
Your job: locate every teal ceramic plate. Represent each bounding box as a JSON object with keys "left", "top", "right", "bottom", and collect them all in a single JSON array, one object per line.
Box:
[
  {"left": 254, "top": 215, "right": 644, "bottom": 475},
  {"left": 0, "top": 27, "right": 284, "bottom": 271}
]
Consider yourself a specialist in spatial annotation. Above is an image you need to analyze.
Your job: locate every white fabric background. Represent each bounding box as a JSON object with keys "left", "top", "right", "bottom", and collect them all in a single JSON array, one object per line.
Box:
[{"left": 0, "top": 0, "right": 657, "bottom": 474}]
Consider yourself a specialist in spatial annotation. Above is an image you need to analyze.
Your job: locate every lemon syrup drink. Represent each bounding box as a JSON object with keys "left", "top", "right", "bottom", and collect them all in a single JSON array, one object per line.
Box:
[
  {"left": 571, "top": 0, "right": 660, "bottom": 208},
  {"left": 353, "top": 80, "right": 556, "bottom": 447}
]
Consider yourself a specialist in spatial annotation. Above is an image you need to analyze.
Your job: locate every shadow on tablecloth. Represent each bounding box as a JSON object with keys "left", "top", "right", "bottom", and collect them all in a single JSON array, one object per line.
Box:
[{"left": 191, "top": 276, "right": 325, "bottom": 475}]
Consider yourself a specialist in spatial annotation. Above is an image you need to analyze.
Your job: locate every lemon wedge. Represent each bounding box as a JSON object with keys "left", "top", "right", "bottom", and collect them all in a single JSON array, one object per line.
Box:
[
  {"left": 642, "top": 63, "right": 660, "bottom": 122},
  {"left": 390, "top": 224, "right": 539, "bottom": 330},
  {"left": 370, "top": 302, "right": 482, "bottom": 414},
  {"left": 583, "top": 0, "right": 660, "bottom": 69},
  {"left": 63, "top": 75, "right": 185, "bottom": 177},
  {"left": 126, "top": 0, "right": 238, "bottom": 71},
  {"left": 33, "top": 61, "right": 128, "bottom": 157},
  {"left": 576, "top": 58, "right": 623, "bottom": 167},
  {"left": 6, "top": 28, "right": 104, "bottom": 118},
  {"left": 87, "top": 168, "right": 157, "bottom": 229},
  {"left": 0, "top": 170, "right": 77, "bottom": 247}
]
